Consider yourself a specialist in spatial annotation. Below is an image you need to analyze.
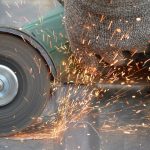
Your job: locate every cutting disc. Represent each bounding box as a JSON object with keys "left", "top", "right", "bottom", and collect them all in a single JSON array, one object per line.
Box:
[{"left": 0, "top": 33, "right": 51, "bottom": 136}]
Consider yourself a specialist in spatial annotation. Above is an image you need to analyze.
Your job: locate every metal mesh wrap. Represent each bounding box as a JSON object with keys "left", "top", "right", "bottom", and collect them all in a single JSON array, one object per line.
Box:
[{"left": 64, "top": 0, "right": 150, "bottom": 65}]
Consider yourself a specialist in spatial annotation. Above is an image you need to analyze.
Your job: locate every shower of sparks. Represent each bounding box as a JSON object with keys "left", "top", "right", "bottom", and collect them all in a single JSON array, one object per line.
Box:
[
  {"left": 2, "top": 0, "right": 150, "bottom": 143},
  {"left": 10, "top": 42, "right": 150, "bottom": 140}
]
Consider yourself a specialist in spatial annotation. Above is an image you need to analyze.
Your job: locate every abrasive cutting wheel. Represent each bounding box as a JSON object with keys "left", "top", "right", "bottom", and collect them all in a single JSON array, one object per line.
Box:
[{"left": 0, "top": 33, "right": 51, "bottom": 136}]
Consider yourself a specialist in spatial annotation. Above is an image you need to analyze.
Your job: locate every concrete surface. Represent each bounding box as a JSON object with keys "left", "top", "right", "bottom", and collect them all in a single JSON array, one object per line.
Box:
[{"left": 0, "top": 84, "right": 149, "bottom": 150}]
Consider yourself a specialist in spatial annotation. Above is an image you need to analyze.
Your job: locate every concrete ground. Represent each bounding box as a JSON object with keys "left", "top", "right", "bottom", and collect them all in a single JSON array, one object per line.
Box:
[
  {"left": 0, "top": 0, "right": 150, "bottom": 150},
  {"left": 0, "top": 84, "right": 149, "bottom": 150}
]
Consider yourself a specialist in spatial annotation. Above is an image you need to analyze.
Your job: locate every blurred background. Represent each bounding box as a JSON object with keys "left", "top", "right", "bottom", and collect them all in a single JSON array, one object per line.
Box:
[{"left": 0, "top": 0, "right": 60, "bottom": 27}]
